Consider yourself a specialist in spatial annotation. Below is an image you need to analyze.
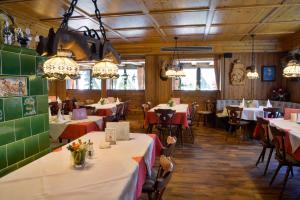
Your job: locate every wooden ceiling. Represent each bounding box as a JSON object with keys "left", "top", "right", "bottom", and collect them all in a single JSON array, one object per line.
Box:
[{"left": 1, "top": 0, "right": 300, "bottom": 54}]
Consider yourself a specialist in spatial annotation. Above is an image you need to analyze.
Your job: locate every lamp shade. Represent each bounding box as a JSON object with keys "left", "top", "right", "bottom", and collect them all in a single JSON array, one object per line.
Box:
[
  {"left": 43, "top": 51, "right": 80, "bottom": 80},
  {"left": 283, "top": 59, "right": 300, "bottom": 78},
  {"left": 92, "top": 58, "right": 119, "bottom": 79}
]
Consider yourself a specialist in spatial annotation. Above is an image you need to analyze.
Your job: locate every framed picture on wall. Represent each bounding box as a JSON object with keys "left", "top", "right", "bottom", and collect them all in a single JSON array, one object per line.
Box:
[
  {"left": 0, "top": 76, "right": 28, "bottom": 97},
  {"left": 261, "top": 65, "right": 276, "bottom": 81}
]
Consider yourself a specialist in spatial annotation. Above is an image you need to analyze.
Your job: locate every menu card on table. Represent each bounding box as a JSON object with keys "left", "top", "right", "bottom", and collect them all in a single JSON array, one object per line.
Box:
[{"left": 106, "top": 122, "right": 130, "bottom": 140}]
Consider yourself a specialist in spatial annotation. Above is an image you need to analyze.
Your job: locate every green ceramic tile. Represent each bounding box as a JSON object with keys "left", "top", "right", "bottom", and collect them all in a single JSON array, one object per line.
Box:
[
  {"left": 7, "top": 140, "right": 24, "bottom": 165},
  {"left": 20, "top": 54, "right": 36, "bottom": 75},
  {"left": 0, "top": 121, "right": 15, "bottom": 146},
  {"left": 15, "top": 118, "right": 31, "bottom": 140},
  {"left": 29, "top": 76, "right": 43, "bottom": 95},
  {"left": 0, "top": 99, "right": 3, "bottom": 122},
  {"left": 17, "top": 156, "right": 35, "bottom": 168},
  {"left": 1, "top": 45, "right": 21, "bottom": 53},
  {"left": 31, "top": 114, "right": 45, "bottom": 135},
  {"left": 0, "top": 145, "right": 7, "bottom": 170},
  {"left": 3, "top": 97, "right": 22, "bottom": 121},
  {"left": 34, "top": 147, "right": 50, "bottom": 160},
  {"left": 37, "top": 95, "right": 48, "bottom": 114},
  {"left": 36, "top": 56, "right": 47, "bottom": 76},
  {"left": 44, "top": 113, "right": 49, "bottom": 132},
  {"left": 0, "top": 51, "right": 2, "bottom": 74},
  {"left": 42, "top": 79, "right": 48, "bottom": 95},
  {"left": 38, "top": 132, "right": 50, "bottom": 151},
  {"left": 0, "top": 164, "right": 18, "bottom": 178},
  {"left": 20, "top": 48, "right": 38, "bottom": 56},
  {"left": 24, "top": 135, "right": 39, "bottom": 157},
  {"left": 22, "top": 96, "right": 37, "bottom": 117},
  {"left": 1, "top": 51, "right": 20, "bottom": 75}
]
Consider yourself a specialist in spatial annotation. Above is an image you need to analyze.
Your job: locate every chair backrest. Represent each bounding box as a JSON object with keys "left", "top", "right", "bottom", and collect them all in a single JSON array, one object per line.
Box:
[
  {"left": 103, "top": 115, "right": 115, "bottom": 129},
  {"left": 62, "top": 100, "right": 75, "bottom": 114},
  {"left": 142, "top": 103, "right": 151, "bottom": 119},
  {"left": 153, "top": 156, "right": 174, "bottom": 200},
  {"left": 263, "top": 107, "right": 279, "bottom": 118},
  {"left": 189, "top": 102, "right": 198, "bottom": 121},
  {"left": 115, "top": 103, "right": 124, "bottom": 120},
  {"left": 154, "top": 109, "right": 176, "bottom": 124},
  {"left": 49, "top": 102, "right": 59, "bottom": 115},
  {"left": 226, "top": 106, "right": 243, "bottom": 124},
  {"left": 205, "top": 100, "right": 215, "bottom": 112},
  {"left": 256, "top": 117, "right": 271, "bottom": 143},
  {"left": 122, "top": 101, "right": 129, "bottom": 117},
  {"left": 269, "top": 125, "right": 287, "bottom": 162}
]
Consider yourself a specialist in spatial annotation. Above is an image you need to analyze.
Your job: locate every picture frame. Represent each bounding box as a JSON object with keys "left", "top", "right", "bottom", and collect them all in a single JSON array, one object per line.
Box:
[
  {"left": 0, "top": 76, "right": 28, "bottom": 97},
  {"left": 261, "top": 65, "right": 276, "bottom": 82}
]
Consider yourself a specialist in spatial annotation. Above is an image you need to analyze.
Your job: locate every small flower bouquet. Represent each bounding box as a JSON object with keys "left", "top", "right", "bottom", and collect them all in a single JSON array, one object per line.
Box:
[
  {"left": 246, "top": 100, "right": 252, "bottom": 108},
  {"left": 100, "top": 98, "right": 106, "bottom": 105},
  {"left": 67, "top": 139, "right": 88, "bottom": 168},
  {"left": 168, "top": 99, "right": 174, "bottom": 107}
]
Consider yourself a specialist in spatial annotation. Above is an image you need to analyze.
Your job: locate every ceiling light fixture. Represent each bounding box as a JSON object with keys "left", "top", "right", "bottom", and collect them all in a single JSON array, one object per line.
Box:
[
  {"left": 283, "top": 59, "right": 300, "bottom": 78},
  {"left": 246, "top": 34, "right": 259, "bottom": 80}
]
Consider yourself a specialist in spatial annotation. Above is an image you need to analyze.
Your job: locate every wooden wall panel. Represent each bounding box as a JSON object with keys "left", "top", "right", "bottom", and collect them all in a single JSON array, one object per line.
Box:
[
  {"left": 285, "top": 80, "right": 300, "bottom": 103},
  {"left": 221, "top": 52, "right": 283, "bottom": 100}
]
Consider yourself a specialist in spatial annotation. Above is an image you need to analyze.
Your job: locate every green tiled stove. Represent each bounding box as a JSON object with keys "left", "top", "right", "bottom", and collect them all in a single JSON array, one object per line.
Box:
[{"left": 0, "top": 44, "right": 50, "bottom": 177}]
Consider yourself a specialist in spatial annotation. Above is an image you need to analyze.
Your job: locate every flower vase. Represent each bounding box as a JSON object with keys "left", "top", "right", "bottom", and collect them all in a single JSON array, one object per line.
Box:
[{"left": 71, "top": 150, "right": 86, "bottom": 168}]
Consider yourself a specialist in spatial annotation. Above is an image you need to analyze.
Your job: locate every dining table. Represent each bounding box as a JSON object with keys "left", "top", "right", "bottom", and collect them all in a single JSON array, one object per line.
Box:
[
  {"left": 144, "top": 104, "right": 189, "bottom": 130},
  {"left": 268, "top": 118, "right": 300, "bottom": 160},
  {"left": 0, "top": 131, "right": 162, "bottom": 200},
  {"left": 49, "top": 115, "right": 104, "bottom": 141},
  {"left": 218, "top": 105, "right": 265, "bottom": 121},
  {"left": 87, "top": 102, "right": 123, "bottom": 116}
]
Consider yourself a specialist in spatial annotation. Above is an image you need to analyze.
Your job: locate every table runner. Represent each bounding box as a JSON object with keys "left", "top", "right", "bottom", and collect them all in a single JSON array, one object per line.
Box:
[
  {"left": 0, "top": 132, "right": 161, "bottom": 200},
  {"left": 144, "top": 104, "right": 189, "bottom": 128},
  {"left": 49, "top": 116, "right": 104, "bottom": 140}
]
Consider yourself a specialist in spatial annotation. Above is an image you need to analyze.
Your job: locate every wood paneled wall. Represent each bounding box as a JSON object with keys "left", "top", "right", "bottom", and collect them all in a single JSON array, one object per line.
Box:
[
  {"left": 220, "top": 52, "right": 283, "bottom": 100},
  {"left": 285, "top": 80, "right": 300, "bottom": 103}
]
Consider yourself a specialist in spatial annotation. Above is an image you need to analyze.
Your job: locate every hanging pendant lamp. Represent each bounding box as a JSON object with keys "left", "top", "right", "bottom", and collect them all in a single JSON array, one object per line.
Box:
[
  {"left": 166, "top": 37, "right": 186, "bottom": 79},
  {"left": 283, "top": 59, "right": 300, "bottom": 78},
  {"left": 246, "top": 34, "right": 259, "bottom": 80}
]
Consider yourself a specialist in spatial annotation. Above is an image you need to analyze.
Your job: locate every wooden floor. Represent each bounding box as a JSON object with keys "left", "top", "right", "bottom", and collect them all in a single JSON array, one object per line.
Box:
[{"left": 128, "top": 114, "right": 300, "bottom": 200}]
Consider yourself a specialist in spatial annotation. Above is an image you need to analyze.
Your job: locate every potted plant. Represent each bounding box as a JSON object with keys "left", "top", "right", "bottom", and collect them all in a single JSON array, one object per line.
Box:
[{"left": 67, "top": 139, "right": 88, "bottom": 168}]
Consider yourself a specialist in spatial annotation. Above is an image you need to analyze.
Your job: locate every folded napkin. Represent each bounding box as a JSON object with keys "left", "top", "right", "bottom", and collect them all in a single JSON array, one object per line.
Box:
[
  {"left": 57, "top": 109, "right": 65, "bottom": 122},
  {"left": 116, "top": 97, "right": 120, "bottom": 103},
  {"left": 57, "top": 97, "right": 62, "bottom": 104},
  {"left": 266, "top": 99, "right": 272, "bottom": 108},
  {"left": 240, "top": 98, "right": 245, "bottom": 107},
  {"left": 98, "top": 97, "right": 103, "bottom": 104}
]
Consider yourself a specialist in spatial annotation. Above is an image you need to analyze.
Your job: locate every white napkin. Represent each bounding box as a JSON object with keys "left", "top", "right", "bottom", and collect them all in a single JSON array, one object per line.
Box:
[
  {"left": 116, "top": 97, "right": 120, "bottom": 103},
  {"left": 57, "top": 109, "right": 65, "bottom": 122},
  {"left": 291, "top": 113, "right": 297, "bottom": 122},
  {"left": 240, "top": 98, "right": 245, "bottom": 107},
  {"left": 98, "top": 97, "right": 103, "bottom": 104},
  {"left": 57, "top": 97, "right": 62, "bottom": 104},
  {"left": 266, "top": 99, "right": 272, "bottom": 108}
]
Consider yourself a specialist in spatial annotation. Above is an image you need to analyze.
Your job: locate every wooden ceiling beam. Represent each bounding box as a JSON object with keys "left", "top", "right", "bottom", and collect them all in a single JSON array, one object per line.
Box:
[
  {"left": 240, "top": 0, "right": 288, "bottom": 41},
  {"left": 203, "top": 0, "right": 217, "bottom": 40},
  {"left": 135, "top": 0, "right": 166, "bottom": 41},
  {"left": 59, "top": 0, "right": 129, "bottom": 42}
]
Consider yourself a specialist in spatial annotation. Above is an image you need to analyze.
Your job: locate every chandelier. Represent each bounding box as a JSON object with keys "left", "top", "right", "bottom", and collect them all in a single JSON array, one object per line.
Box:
[
  {"left": 43, "top": 50, "right": 80, "bottom": 80},
  {"left": 92, "top": 58, "right": 119, "bottom": 79},
  {"left": 40, "top": 0, "right": 120, "bottom": 80},
  {"left": 246, "top": 34, "right": 259, "bottom": 80},
  {"left": 283, "top": 59, "right": 300, "bottom": 78},
  {"left": 166, "top": 37, "right": 185, "bottom": 79}
]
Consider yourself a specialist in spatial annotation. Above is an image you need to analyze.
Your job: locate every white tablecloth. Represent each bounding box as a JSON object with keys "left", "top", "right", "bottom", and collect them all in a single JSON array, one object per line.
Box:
[
  {"left": 149, "top": 104, "right": 189, "bottom": 113},
  {"left": 217, "top": 106, "right": 264, "bottom": 121},
  {"left": 49, "top": 116, "right": 104, "bottom": 140},
  {"left": 0, "top": 132, "right": 155, "bottom": 200},
  {"left": 268, "top": 118, "right": 300, "bottom": 153},
  {"left": 87, "top": 102, "right": 123, "bottom": 113}
]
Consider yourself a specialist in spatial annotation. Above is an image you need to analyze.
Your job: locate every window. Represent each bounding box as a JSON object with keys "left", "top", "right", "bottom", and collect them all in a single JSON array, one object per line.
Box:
[
  {"left": 66, "top": 70, "right": 101, "bottom": 90},
  {"left": 107, "top": 61, "right": 145, "bottom": 90},
  {"left": 172, "top": 59, "right": 217, "bottom": 91}
]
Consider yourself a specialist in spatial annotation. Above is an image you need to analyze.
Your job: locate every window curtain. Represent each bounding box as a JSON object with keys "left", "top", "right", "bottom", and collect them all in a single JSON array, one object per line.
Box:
[
  {"left": 214, "top": 55, "right": 221, "bottom": 90},
  {"left": 137, "top": 66, "right": 145, "bottom": 90}
]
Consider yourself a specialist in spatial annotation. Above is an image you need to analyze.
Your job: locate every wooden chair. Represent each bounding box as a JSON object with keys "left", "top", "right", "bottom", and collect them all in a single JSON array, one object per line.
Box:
[
  {"left": 103, "top": 115, "right": 116, "bottom": 130},
  {"left": 154, "top": 109, "right": 176, "bottom": 144},
  {"left": 263, "top": 107, "right": 279, "bottom": 118},
  {"left": 226, "top": 106, "right": 249, "bottom": 140},
  {"left": 197, "top": 100, "right": 215, "bottom": 126},
  {"left": 115, "top": 103, "right": 124, "bottom": 121},
  {"left": 62, "top": 100, "right": 75, "bottom": 114},
  {"left": 187, "top": 102, "right": 198, "bottom": 143},
  {"left": 142, "top": 156, "right": 174, "bottom": 200},
  {"left": 49, "top": 102, "right": 59, "bottom": 115},
  {"left": 142, "top": 102, "right": 152, "bottom": 129},
  {"left": 269, "top": 125, "right": 300, "bottom": 199},
  {"left": 255, "top": 117, "right": 274, "bottom": 175},
  {"left": 120, "top": 101, "right": 129, "bottom": 120}
]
